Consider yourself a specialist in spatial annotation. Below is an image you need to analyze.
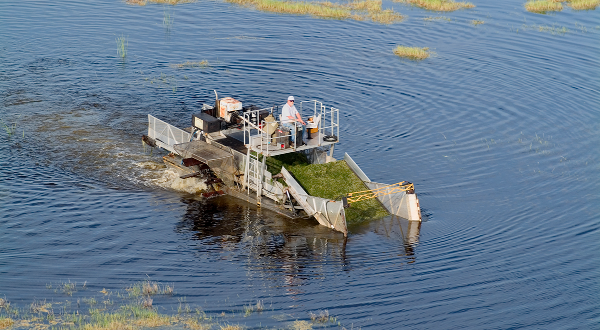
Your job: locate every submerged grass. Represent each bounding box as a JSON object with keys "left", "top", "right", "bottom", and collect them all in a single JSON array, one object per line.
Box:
[
  {"left": 524, "top": 0, "right": 563, "bottom": 13},
  {"left": 170, "top": 60, "right": 211, "bottom": 69},
  {"left": 226, "top": 0, "right": 404, "bottom": 24},
  {"left": 395, "top": 0, "right": 475, "bottom": 11},
  {"left": 164, "top": 7, "right": 174, "bottom": 31},
  {"left": 423, "top": 15, "right": 451, "bottom": 21},
  {"left": 126, "top": 0, "right": 196, "bottom": 5},
  {"left": 393, "top": 45, "right": 432, "bottom": 60}
]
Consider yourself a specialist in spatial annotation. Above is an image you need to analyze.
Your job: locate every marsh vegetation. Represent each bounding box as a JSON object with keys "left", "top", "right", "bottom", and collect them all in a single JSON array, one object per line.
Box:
[
  {"left": 226, "top": 0, "right": 405, "bottom": 24},
  {"left": 524, "top": 0, "right": 563, "bottom": 13},
  {"left": 394, "top": 0, "right": 475, "bottom": 11},
  {"left": 567, "top": 0, "right": 600, "bottom": 10},
  {"left": 0, "top": 280, "right": 347, "bottom": 330},
  {"left": 525, "top": 0, "right": 600, "bottom": 13},
  {"left": 393, "top": 46, "right": 432, "bottom": 60}
]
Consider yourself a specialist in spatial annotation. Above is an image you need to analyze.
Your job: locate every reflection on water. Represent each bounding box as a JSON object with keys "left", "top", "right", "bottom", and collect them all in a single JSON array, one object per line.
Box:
[{"left": 176, "top": 196, "right": 423, "bottom": 295}]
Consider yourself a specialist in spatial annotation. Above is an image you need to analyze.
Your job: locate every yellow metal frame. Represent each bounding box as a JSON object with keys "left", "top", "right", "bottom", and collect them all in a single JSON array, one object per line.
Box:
[{"left": 346, "top": 181, "right": 414, "bottom": 204}]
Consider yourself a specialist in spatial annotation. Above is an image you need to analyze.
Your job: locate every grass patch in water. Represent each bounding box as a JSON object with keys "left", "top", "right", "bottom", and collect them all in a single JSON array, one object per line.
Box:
[
  {"left": 471, "top": 19, "right": 485, "bottom": 25},
  {"left": 367, "top": 8, "right": 405, "bottom": 24},
  {"left": 291, "top": 320, "right": 313, "bottom": 330},
  {"left": 86, "top": 304, "right": 173, "bottom": 329},
  {"left": 567, "top": 0, "right": 600, "bottom": 10},
  {"left": 395, "top": 0, "right": 475, "bottom": 11},
  {"left": 126, "top": 280, "right": 174, "bottom": 298},
  {"left": 393, "top": 45, "right": 432, "bottom": 60},
  {"left": 226, "top": 0, "right": 405, "bottom": 24},
  {"left": 286, "top": 161, "right": 389, "bottom": 223},
  {"left": 524, "top": 0, "right": 563, "bottom": 13},
  {"left": 0, "top": 317, "right": 14, "bottom": 329}
]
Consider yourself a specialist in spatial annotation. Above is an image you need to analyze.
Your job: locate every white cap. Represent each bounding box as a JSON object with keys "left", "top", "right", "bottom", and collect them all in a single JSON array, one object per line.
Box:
[{"left": 288, "top": 96, "right": 295, "bottom": 101}]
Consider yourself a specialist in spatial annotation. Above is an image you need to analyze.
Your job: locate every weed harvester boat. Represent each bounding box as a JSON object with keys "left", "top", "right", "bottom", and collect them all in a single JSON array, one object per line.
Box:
[{"left": 143, "top": 91, "right": 421, "bottom": 236}]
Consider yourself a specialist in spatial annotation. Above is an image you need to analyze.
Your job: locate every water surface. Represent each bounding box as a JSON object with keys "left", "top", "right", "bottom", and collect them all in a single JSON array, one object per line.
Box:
[{"left": 1, "top": 0, "right": 599, "bottom": 328}]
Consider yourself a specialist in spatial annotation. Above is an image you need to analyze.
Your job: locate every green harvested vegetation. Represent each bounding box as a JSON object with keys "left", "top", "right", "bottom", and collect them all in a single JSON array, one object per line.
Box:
[
  {"left": 263, "top": 153, "right": 388, "bottom": 223},
  {"left": 287, "top": 161, "right": 390, "bottom": 223}
]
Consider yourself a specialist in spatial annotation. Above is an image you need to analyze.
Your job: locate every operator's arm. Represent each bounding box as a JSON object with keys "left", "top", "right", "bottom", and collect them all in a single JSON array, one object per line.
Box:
[{"left": 295, "top": 112, "right": 306, "bottom": 125}]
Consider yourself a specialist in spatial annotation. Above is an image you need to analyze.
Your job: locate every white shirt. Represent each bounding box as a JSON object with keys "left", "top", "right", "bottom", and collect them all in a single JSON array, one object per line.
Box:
[{"left": 281, "top": 103, "right": 299, "bottom": 124}]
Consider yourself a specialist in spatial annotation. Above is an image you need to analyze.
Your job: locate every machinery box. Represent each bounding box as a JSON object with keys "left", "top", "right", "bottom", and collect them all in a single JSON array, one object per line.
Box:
[
  {"left": 275, "top": 128, "right": 290, "bottom": 149},
  {"left": 192, "top": 112, "right": 220, "bottom": 133},
  {"left": 219, "top": 97, "right": 242, "bottom": 122}
]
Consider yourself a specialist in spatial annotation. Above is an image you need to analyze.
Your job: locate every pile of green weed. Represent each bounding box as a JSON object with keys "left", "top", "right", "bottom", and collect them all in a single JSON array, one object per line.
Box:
[
  {"left": 286, "top": 161, "right": 389, "bottom": 223},
  {"left": 265, "top": 152, "right": 310, "bottom": 175}
]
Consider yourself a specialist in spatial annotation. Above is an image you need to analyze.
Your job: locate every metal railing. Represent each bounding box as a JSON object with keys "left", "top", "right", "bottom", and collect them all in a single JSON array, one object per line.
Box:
[
  {"left": 148, "top": 114, "right": 191, "bottom": 153},
  {"left": 241, "top": 100, "right": 340, "bottom": 154}
]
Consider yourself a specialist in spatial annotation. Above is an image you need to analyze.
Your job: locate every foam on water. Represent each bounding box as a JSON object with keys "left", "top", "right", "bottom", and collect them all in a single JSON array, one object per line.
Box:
[{"left": 153, "top": 169, "right": 209, "bottom": 194}]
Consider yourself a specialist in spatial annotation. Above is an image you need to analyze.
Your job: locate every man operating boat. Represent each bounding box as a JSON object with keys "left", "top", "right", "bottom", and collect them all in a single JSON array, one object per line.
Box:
[{"left": 281, "top": 96, "right": 306, "bottom": 146}]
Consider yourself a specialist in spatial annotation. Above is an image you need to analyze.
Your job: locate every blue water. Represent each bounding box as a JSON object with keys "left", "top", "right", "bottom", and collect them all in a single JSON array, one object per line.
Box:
[{"left": 1, "top": 0, "right": 599, "bottom": 328}]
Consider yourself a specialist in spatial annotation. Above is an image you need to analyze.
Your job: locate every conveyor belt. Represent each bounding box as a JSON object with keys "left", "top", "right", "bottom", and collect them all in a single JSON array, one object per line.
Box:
[{"left": 174, "top": 140, "right": 233, "bottom": 163}]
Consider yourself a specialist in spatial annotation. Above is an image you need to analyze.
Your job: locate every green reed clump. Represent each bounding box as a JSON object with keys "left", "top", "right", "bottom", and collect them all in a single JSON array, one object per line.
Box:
[
  {"left": 244, "top": 300, "right": 264, "bottom": 316},
  {"left": 471, "top": 19, "right": 484, "bottom": 25},
  {"left": 116, "top": 34, "right": 128, "bottom": 59},
  {"left": 0, "top": 118, "right": 17, "bottom": 137}
]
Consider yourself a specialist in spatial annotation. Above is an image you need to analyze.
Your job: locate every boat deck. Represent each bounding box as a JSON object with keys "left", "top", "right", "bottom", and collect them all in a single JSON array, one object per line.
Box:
[{"left": 209, "top": 129, "right": 336, "bottom": 157}]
